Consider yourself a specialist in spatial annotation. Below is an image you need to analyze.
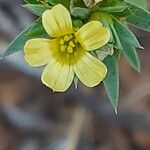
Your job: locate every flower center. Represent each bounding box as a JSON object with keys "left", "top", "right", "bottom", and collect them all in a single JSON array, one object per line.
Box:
[{"left": 59, "top": 34, "right": 78, "bottom": 54}]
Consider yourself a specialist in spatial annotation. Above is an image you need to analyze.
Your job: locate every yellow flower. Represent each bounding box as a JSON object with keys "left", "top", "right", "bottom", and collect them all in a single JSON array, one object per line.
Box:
[{"left": 24, "top": 4, "right": 110, "bottom": 92}]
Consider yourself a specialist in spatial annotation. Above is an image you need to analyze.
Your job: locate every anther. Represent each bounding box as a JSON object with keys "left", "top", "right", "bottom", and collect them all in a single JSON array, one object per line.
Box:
[
  {"left": 67, "top": 46, "right": 73, "bottom": 53},
  {"left": 64, "top": 35, "right": 70, "bottom": 41},
  {"left": 69, "top": 34, "right": 73, "bottom": 39},
  {"left": 69, "top": 41, "right": 75, "bottom": 48},
  {"left": 61, "top": 45, "right": 67, "bottom": 52},
  {"left": 59, "top": 39, "right": 65, "bottom": 45},
  {"left": 74, "top": 39, "right": 78, "bottom": 43}
]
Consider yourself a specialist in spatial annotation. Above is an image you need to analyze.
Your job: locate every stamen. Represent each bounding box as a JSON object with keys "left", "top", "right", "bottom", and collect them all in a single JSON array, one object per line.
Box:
[
  {"left": 64, "top": 35, "right": 70, "bottom": 41},
  {"left": 59, "top": 39, "right": 65, "bottom": 45},
  {"left": 74, "top": 39, "right": 78, "bottom": 43},
  {"left": 69, "top": 34, "right": 73, "bottom": 39},
  {"left": 61, "top": 45, "right": 67, "bottom": 52},
  {"left": 67, "top": 46, "right": 73, "bottom": 53},
  {"left": 59, "top": 34, "right": 79, "bottom": 54},
  {"left": 69, "top": 41, "right": 75, "bottom": 48}
]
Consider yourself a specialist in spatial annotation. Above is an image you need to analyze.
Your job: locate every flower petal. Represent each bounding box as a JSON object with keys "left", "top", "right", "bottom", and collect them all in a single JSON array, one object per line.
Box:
[
  {"left": 75, "top": 21, "right": 110, "bottom": 51},
  {"left": 41, "top": 57, "right": 74, "bottom": 92},
  {"left": 42, "top": 4, "right": 72, "bottom": 37},
  {"left": 24, "top": 38, "right": 54, "bottom": 67},
  {"left": 73, "top": 52, "right": 107, "bottom": 87}
]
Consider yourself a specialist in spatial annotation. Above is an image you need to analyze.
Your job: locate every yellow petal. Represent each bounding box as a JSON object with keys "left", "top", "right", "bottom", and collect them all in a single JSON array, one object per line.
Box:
[
  {"left": 42, "top": 4, "right": 72, "bottom": 37},
  {"left": 24, "top": 38, "right": 53, "bottom": 67},
  {"left": 73, "top": 52, "right": 107, "bottom": 87},
  {"left": 75, "top": 21, "right": 110, "bottom": 51},
  {"left": 41, "top": 58, "right": 74, "bottom": 92}
]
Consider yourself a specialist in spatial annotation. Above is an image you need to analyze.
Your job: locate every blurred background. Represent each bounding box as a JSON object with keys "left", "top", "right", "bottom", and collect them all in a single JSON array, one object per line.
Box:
[{"left": 0, "top": 0, "right": 150, "bottom": 150}]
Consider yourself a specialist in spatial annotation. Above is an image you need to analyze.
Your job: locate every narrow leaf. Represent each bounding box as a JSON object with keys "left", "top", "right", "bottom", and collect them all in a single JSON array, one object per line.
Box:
[
  {"left": 24, "top": 0, "right": 39, "bottom": 4},
  {"left": 3, "top": 21, "right": 42, "bottom": 57},
  {"left": 23, "top": 4, "right": 51, "bottom": 16},
  {"left": 126, "top": 6, "right": 150, "bottom": 32},
  {"left": 48, "top": 0, "right": 70, "bottom": 8},
  {"left": 72, "top": 19, "right": 83, "bottom": 29},
  {"left": 125, "top": 0, "right": 147, "bottom": 9},
  {"left": 113, "top": 18, "right": 142, "bottom": 48},
  {"left": 100, "top": 0, "right": 119, "bottom": 6},
  {"left": 103, "top": 56, "right": 119, "bottom": 110},
  {"left": 100, "top": 4, "right": 128, "bottom": 13},
  {"left": 113, "top": 19, "right": 141, "bottom": 72},
  {"left": 113, "top": 49, "right": 121, "bottom": 61},
  {"left": 71, "top": 7, "right": 89, "bottom": 19},
  {"left": 70, "top": 0, "right": 89, "bottom": 19},
  {"left": 27, "top": 21, "right": 47, "bottom": 38},
  {"left": 121, "top": 42, "right": 141, "bottom": 72},
  {"left": 110, "top": 23, "right": 122, "bottom": 49}
]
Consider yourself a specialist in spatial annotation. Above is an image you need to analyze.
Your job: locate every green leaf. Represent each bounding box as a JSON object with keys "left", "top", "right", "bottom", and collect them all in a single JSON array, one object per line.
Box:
[
  {"left": 99, "top": 3, "right": 129, "bottom": 13},
  {"left": 70, "top": 0, "right": 89, "bottom": 19},
  {"left": 100, "top": 0, "right": 119, "bottom": 6},
  {"left": 125, "top": 0, "right": 147, "bottom": 9},
  {"left": 121, "top": 42, "right": 140, "bottom": 72},
  {"left": 126, "top": 6, "right": 150, "bottom": 32},
  {"left": 113, "top": 49, "right": 121, "bottom": 61},
  {"left": 23, "top": 4, "right": 51, "bottom": 16},
  {"left": 48, "top": 0, "right": 70, "bottom": 8},
  {"left": 113, "top": 17, "right": 142, "bottom": 48},
  {"left": 71, "top": 7, "right": 89, "bottom": 19},
  {"left": 103, "top": 56, "right": 119, "bottom": 111},
  {"left": 27, "top": 21, "right": 47, "bottom": 38},
  {"left": 113, "top": 18, "right": 141, "bottom": 72},
  {"left": 109, "top": 23, "right": 122, "bottom": 49},
  {"left": 72, "top": 19, "right": 83, "bottom": 29},
  {"left": 24, "top": 0, "right": 39, "bottom": 4},
  {"left": 72, "top": 0, "right": 86, "bottom": 7},
  {"left": 3, "top": 21, "right": 42, "bottom": 57}
]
